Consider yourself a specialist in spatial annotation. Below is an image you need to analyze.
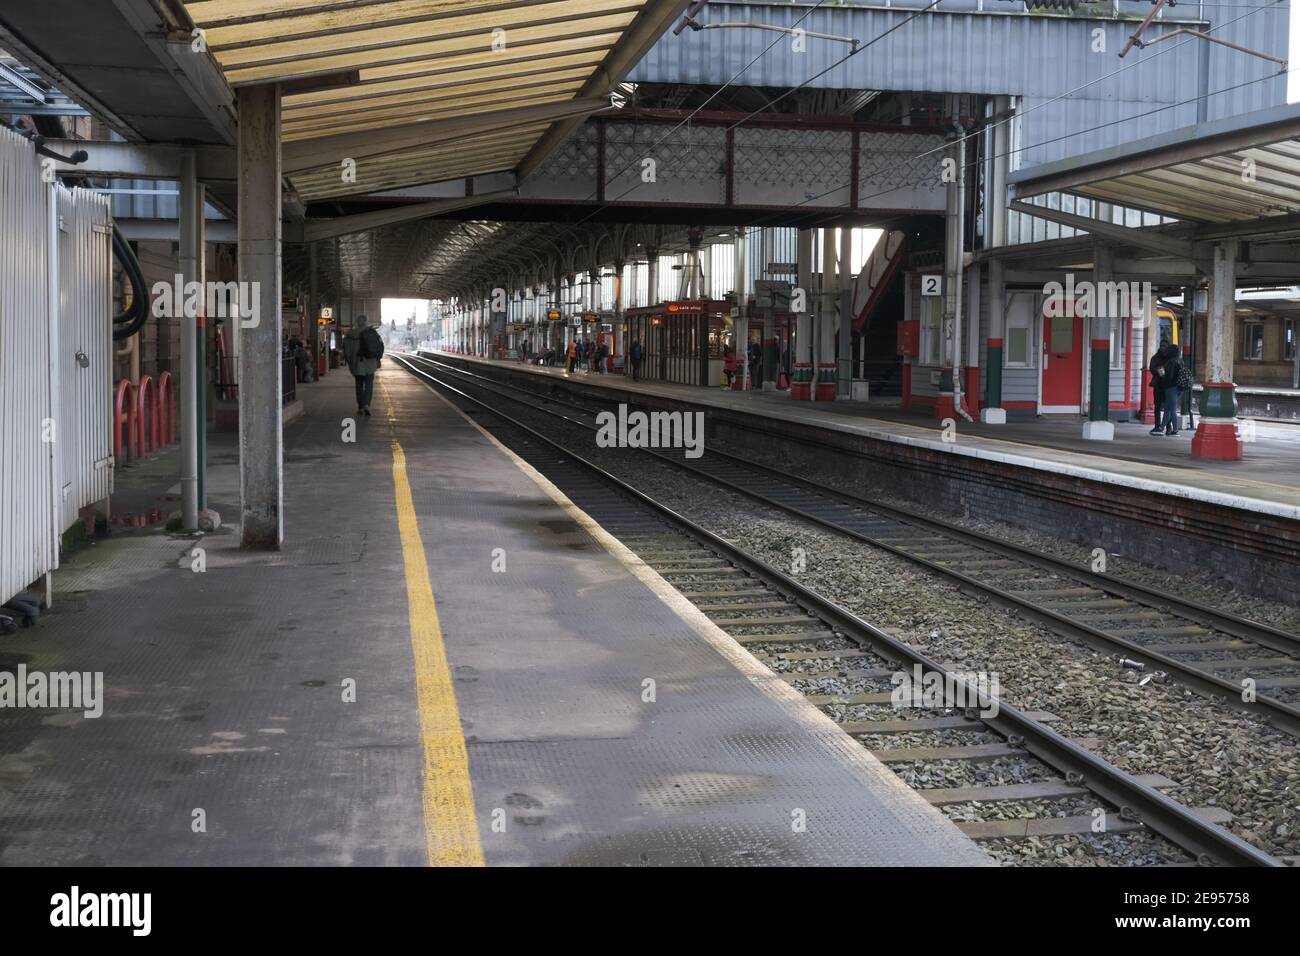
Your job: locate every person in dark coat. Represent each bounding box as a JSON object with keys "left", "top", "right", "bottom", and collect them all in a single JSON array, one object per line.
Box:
[
  {"left": 1151, "top": 341, "right": 1183, "bottom": 436},
  {"left": 343, "top": 314, "right": 381, "bottom": 416},
  {"left": 1148, "top": 337, "right": 1170, "bottom": 435},
  {"left": 629, "top": 338, "right": 643, "bottom": 381}
]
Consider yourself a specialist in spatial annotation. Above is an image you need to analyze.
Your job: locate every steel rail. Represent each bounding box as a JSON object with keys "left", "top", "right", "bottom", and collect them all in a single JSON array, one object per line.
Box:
[
  {"left": 411, "top": 353, "right": 1300, "bottom": 736},
  {"left": 395, "top": 352, "right": 1284, "bottom": 868}
]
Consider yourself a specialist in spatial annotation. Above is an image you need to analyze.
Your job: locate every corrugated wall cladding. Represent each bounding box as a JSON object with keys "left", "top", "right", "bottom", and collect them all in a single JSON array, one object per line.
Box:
[
  {"left": 57, "top": 189, "right": 114, "bottom": 533},
  {"left": 630, "top": 3, "right": 1288, "bottom": 166},
  {"left": 0, "top": 126, "right": 54, "bottom": 603},
  {"left": 0, "top": 127, "right": 114, "bottom": 604}
]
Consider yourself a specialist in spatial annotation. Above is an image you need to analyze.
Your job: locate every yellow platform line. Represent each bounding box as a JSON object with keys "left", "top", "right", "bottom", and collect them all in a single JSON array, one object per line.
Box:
[{"left": 390, "top": 436, "right": 484, "bottom": 867}]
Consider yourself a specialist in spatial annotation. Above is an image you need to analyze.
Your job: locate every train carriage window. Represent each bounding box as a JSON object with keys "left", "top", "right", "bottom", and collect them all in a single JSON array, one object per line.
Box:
[{"left": 1286, "top": 318, "right": 1296, "bottom": 361}]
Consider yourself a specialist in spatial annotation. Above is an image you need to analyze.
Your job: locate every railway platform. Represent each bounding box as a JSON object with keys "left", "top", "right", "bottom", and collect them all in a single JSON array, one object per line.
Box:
[
  {"left": 440, "top": 353, "right": 1300, "bottom": 518},
  {"left": 0, "top": 365, "right": 989, "bottom": 868}
]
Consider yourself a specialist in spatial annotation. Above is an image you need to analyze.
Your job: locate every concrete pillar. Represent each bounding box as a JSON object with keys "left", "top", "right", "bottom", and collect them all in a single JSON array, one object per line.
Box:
[
  {"left": 816, "top": 226, "right": 837, "bottom": 400},
  {"left": 965, "top": 262, "right": 980, "bottom": 416},
  {"left": 733, "top": 231, "right": 749, "bottom": 389},
  {"left": 792, "top": 228, "right": 814, "bottom": 400},
  {"left": 613, "top": 258, "right": 625, "bottom": 362},
  {"left": 308, "top": 243, "right": 320, "bottom": 377},
  {"left": 687, "top": 228, "right": 703, "bottom": 300},
  {"left": 938, "top": 134, "right": 965, "bottom": 420},
  {"left": 1083, "top": 243, "right": 1115, "bottom": 440},
  {"left": 1192, "top": 241, "right": 1243, "bottom": 459},
  {"left": 236, "top": 84, "right": 284, "bottom": 549},
  {"left": 1182, "top": 282, "right": 1198, "bottom": 424},
  {"left": 982, "top": 259, "right": 1006, "bottom": 422},
  {"left": 178, "top": 150, "right": 201, "bottom": 530},
  {"left": 837, "top": 226, "right": 854, "bottom": 399}
]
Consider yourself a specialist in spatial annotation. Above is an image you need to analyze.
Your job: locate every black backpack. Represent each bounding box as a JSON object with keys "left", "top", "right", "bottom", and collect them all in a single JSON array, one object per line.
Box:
[
  {"left": 1176, "top": 362, "right": 1193, "bottom": 390},
  {"left": 359, "top": 326, "right": 384, "bottom": 360}
]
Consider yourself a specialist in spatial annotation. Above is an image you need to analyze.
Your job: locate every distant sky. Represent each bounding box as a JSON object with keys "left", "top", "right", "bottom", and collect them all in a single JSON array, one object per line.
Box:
[{"left": 381, "top": 298, "right": 428, "bottom": 327}]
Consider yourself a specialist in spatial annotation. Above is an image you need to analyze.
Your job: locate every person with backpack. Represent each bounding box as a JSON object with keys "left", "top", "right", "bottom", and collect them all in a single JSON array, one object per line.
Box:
[
  {"left": 343, "top": 314, "right": 383, "bottom": 416},
  {"left": 1177, "top": 347, "right": 1195, "bottom": 431},
  {"left": 1152, "top": 341, "right": 1183, "bottom": 436}
]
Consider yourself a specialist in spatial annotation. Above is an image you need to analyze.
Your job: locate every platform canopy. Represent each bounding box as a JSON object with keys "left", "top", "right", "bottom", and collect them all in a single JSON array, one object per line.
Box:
[
  {"left": 1009, "top": 102, "right": 1300, "bottom": 230},
  {"left": 183, "top": 0, "right": 687, "bottom": 201}
]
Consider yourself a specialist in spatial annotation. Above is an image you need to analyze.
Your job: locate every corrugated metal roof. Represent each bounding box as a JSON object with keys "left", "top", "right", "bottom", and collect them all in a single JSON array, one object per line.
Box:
[
  {"left": 627, "top": 3, "right": 1288, "bottom": 167},
  {"left": 1008, "top": 101, "right": 1300, "bottom": 224},
  {"left": 182, "top": 0, "right": 685, "bottom": 200}
]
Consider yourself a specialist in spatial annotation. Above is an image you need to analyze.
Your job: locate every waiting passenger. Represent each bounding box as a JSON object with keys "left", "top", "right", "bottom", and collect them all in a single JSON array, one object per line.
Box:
[
  {"left": 1148, "top": 337, "right": 1170, "bottom": 434},
  {"left": 343, "top": 314, "right": 383, "bottom": 417},
  {"left": 1155, "top": 341, "right": 1183, "bottom": 436},
  {"left": 566, "top": 338, "right": 577, "bottom": 373},
  {"left": 723, "top": 347, "right": 738, "bottom": 388},
  {"left": 630, "top": 338, "right": 643, "bottom": 381}
]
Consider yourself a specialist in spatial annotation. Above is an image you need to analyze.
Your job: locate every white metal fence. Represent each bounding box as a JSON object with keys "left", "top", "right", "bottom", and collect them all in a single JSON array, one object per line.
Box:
[{"left": 0, "top": 126, "right": 114, "bottom": 604}]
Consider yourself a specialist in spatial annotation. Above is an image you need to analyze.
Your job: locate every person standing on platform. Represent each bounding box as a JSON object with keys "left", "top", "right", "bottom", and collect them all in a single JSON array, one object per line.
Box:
[
  {"left": 1154, "top": 340, "right": 1185, "bottom": 437},
  {"left": 748, "top": 340, "right": 762, "bottom": 388},
  {"left": 343, "top": 314, "right": 383, "bottom": 417},
  {"left": 1157, "top": 341, "right": 1183, "bottom": 436},
  {"left": 1148, "top": 337, "right": 1171, "bottom": 436},
  {"left": 630, "top": 338, "right": 643, "bottom": 382},
  {"left": 723, "top": 347, "right": 737, "bottom": 388},
  {"left": 566, "top": 338, "right": 577, "bottom": 373}
]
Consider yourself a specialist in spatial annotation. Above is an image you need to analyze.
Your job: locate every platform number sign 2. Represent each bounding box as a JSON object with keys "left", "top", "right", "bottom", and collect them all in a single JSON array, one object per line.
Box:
[{"left": 921, "top": 275, "right": 942, "bottom": 297}]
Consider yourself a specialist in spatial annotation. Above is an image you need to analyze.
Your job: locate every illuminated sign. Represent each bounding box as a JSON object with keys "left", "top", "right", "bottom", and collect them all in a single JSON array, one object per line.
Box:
[
  {"left": 581, "top": 312, "right": 599, "bottom": 323},
  {"left": 546, "top": 309, "right": 562, "bottom": 321},
  {"left": 666, "top": 303, "right": 680, "bottom": 313},
  {"left": 320, "top": 307, "right": 334, "bottom": 319}
]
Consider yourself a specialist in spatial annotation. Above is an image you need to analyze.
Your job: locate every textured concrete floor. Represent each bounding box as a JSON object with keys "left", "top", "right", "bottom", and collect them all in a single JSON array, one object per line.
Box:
[{"left": 0, "top": 366, "right": 988, "bottom": 867}]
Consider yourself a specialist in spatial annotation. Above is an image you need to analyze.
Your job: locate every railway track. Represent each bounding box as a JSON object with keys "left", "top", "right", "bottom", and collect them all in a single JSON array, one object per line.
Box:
[
  {"left": 397, "top": 352, "right": 1284, "bottom": 868},
  {"left": 410, "top": 352, "right": 1300, "bottom": 737}
]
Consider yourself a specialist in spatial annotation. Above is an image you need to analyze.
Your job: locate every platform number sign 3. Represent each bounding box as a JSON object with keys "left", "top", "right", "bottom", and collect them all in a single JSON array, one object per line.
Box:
[{"left": 921, "top": 275, "right": 942, "bottom": 297}]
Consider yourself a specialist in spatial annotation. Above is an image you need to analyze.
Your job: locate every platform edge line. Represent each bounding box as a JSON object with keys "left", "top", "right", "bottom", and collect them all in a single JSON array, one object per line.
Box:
[{"left": 390, "top": 436, "right": 485, "bottom": 868}]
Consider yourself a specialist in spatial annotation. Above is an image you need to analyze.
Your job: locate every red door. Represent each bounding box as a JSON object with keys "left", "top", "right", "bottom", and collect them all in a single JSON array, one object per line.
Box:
[{"left": 1041, "top": 302, "right": 1084, "bottom": 411}]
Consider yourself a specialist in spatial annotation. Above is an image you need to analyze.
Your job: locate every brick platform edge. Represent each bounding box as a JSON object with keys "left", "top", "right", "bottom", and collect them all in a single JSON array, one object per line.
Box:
[{"left": 433, "top": 355, "right": 1300, "bottom": 608}]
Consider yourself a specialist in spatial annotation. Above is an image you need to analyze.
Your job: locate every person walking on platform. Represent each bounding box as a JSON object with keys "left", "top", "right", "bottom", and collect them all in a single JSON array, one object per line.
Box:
[
  {"left": 722, "top": 346, "right": 737, "bottom": 388},
  {"left": 344, "top": 314, "right": 383, "bottom": 417},
  {"left": 748, "top": 340, "right": 762, "bottom": 387},
  {"left": 630, "top": 338, "right": 643, "bottom": 381}
]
